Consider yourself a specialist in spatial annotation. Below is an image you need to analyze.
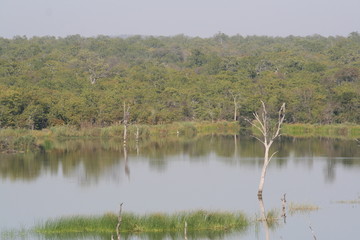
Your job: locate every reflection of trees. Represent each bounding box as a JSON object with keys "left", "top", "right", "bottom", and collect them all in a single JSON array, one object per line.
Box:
[
  {"left": 0, "top": 136, "right": 359, "bottom": 183},
  {"left": 0, "top": 152, "right": 42, "bottom": 181}
]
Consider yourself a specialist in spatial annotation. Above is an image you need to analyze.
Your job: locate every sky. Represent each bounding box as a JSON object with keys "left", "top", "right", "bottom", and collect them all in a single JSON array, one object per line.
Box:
[{"left": 0, "top": 0, "right": 359, "bottom": 38}]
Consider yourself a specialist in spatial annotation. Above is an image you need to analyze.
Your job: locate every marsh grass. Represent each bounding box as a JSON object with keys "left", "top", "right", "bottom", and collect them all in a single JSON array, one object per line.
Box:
[
  {"left": 34, "top": 210, "right": 249, "bottom": 235},
  {"left": 282, "top": 124, "right": 360, "bottom": 139},
  {"left": 265, "top": 209, "right": 280, "bottom": 227},
  {"left": 255, "top": 209, "right": 280, "bottom": 230},
  {"left": 288, "top": 202, "right": 320, "bottom": 215},
  {"left": 335, "top": 197, "right": 360, "bottom": 204},
  {"left": 0, "top": 228, "right": 30, "bottom": 240},
  {"left": 2, "top": 122, "right": 358, "bottom": 153},
  {"left": 336, "top": 200, "right": 360, "bottom": 204}
]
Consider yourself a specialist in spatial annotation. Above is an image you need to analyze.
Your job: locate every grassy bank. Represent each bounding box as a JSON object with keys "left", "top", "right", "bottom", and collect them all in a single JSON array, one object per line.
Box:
[
  {"left": 282, "top": 123, "right": 360, "bottom": 139},
  {"left": 0, "top": 121, "right": 240, "bottom": 153},
  {"left": 1, "top": 122, "right": 359, "bottom": 153},
  {"left": 35, "top": 210, "right": 249, "bottom": 236}
]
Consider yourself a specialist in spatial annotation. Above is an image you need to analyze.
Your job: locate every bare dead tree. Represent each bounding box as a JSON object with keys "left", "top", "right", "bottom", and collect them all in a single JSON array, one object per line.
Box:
[
  {"left": 123, "top": 102, "right": 130, "bottom": 147},
  {"left": 135, "top": 125, "right": 140, "bottom": 156},
  {"left": 229, "top": 90, "right": 241, "bottom": 121},
  {"left": 245, "top": 101, "right": 285, "bottom": 199}
]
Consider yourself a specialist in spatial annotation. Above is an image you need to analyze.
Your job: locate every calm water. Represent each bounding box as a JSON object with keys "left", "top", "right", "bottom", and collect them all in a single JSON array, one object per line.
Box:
[{"left": 1, "top": 135, "right": 360, "bottom": 239}]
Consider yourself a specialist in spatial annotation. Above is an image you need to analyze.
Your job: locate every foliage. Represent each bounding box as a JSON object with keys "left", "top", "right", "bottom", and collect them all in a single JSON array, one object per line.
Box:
[{"left": 0, "top": 34, "right": 359, "bottom": 129}]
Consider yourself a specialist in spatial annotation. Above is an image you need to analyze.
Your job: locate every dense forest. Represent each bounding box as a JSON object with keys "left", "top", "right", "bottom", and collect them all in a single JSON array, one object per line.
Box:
[{"left": 0, "top": 33, "right": 359, "bottom": 130}]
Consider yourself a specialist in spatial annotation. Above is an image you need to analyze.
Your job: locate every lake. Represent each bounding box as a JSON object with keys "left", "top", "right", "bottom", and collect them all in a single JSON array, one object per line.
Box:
[{"left": 1, "top": 135, "right": 359, "bottom": 239}]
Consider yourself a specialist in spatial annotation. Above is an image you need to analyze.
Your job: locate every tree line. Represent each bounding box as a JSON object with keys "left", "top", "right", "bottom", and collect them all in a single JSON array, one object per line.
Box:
[{"left": 0, "top": 33, "right": 359, "bottom": 129}]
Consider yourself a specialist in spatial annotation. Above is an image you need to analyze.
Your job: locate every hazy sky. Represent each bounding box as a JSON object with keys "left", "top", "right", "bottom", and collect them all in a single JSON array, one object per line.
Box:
[{"left": 0, "top": 0, "right": 359, "bottom": 38}]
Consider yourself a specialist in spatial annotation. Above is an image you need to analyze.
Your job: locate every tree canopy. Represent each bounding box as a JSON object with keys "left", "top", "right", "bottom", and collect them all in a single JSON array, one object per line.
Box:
[{"left": 0, "top": 33, "right": 359, "bottom": 129}]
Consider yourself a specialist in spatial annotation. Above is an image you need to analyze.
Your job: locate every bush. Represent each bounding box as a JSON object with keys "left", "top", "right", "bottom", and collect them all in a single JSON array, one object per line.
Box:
[
  {"left": 13, "top": 135, "right": 38, "bottom": 152},
  {"left": 179, "top": 123, "right": 197, "bottom": 138}
]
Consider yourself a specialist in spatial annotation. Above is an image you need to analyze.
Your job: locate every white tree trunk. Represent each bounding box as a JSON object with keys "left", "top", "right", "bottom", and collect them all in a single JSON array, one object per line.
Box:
[
  {"left": 234, "top": 99, "right": 238, "bottom": 121},
  {"left": 123, "top": 102, "right": 130, "bottom": 147},
  {"left": 258, "top": 144, "right": 270, "bottom": 198}
]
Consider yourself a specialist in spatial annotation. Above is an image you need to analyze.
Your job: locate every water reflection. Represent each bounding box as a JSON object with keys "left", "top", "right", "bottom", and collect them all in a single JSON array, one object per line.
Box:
[
  {"left": 0, "top": 136, "right": 359, "bottom": 184},
  {"left": 124, "top": 145, "right": 130, "bottom": 181},
  {"left": 33, "top": 229, "right": 248, "bottom": 240},
  {"left": 258, "top": 198, "right": 270, "bottom": 240},
  {"left": 1, "top": 135, "right": 360, "bottom": 239}
]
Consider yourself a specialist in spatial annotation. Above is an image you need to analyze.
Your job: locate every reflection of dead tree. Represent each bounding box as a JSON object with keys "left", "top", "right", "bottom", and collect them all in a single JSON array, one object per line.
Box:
[
  {"left": 257, "top": 194, "right": 287, "bottom": 240},
  {"left": 184, "top": 221, "right": 188, "bottom": 240},
  {"left": 245, "top": 101, "right": 285, "bottom": 199},
  {"left": 281, "top": 193, "right": 287, "bottom": 223},
  {"left": 258, "top": 198, "right": 270, "bottom": 240},
  {"left": 112, "top": 203, "right": 123, "bottom": 240},
  {"left": 122, "top": 102, "right": 131, "bottom": 180},
  {"left": 124, "top": 145, "right": 130, "bottom": 180}
]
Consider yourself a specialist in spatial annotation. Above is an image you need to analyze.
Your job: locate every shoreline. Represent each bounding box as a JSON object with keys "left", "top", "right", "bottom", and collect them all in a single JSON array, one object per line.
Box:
[{"left": 1, "top": 121, "right": 359, "bottom": 153}]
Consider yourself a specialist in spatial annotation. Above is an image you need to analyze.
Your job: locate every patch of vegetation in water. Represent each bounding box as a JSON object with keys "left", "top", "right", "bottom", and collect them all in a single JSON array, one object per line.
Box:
[
  {"left": 288, "top": 202, "right": 320, "bottom": 215},
  {"left": 335, "top": 196, "right": 360, "bottom": 204},
  {"left": 34, "top": 210, "right": 249, "bottom": 236}
]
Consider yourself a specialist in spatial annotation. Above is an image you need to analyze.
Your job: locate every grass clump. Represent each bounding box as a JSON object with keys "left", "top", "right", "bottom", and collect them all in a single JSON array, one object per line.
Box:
[
  {"left": 288, "top": 202, "right": 319, "bottom": 215},
  {"left": 34, "top": 210, "right": 249, "bottom": 236}
]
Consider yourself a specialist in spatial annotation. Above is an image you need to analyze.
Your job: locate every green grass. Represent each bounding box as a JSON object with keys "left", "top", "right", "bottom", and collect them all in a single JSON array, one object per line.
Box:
[
  {"left": 34, "top": 210, "right": 249, "bottom": 235},
  {"left": 282, "top": 123, "right": 360, "bottom": 139}
]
